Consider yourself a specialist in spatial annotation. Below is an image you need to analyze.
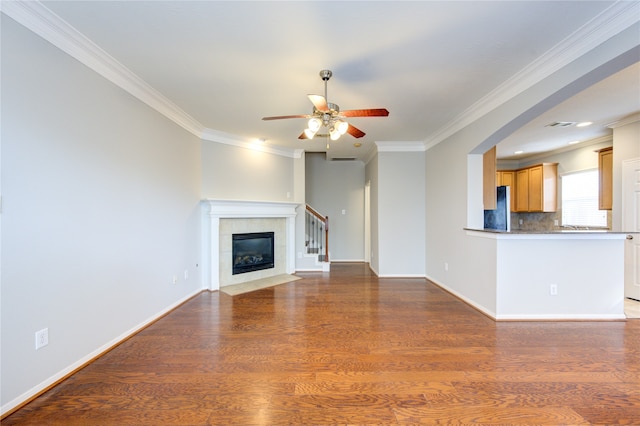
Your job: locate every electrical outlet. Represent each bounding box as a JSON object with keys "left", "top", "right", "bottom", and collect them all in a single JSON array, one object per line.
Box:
[
  {"left": 184, "top": 269, "right": 189, "bottom": 280},
  {"left": 549, "top": 284, "right": 558, "bottom": 296},
  {"left": 35, "top": 328, "right": 49, "bottom": 350},
  {"left": 172, "top": 275, "right": 178, "bottom": 285},
  {"left": 444, "top": 262, "right": 449, "bottom": 272}
]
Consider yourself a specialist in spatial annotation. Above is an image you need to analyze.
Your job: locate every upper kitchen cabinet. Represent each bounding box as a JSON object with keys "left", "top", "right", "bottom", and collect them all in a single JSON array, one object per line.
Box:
[
  {"left": 598, "top": 147, "right": 613, "bottom": 210},
  {"left": 496, "top": 170, "right": 516, "bottom": 211},
  {"left": 514, "top": 163, "right": 558, "bottom": 212},
  {"left": 483, "top": 146, "right": 497, "bottom": 210}
]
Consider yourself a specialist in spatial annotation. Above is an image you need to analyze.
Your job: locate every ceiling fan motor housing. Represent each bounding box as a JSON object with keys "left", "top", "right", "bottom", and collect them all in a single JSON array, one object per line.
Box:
[{"left": 319, "top": 69, "right": 332, "bottom": 81}]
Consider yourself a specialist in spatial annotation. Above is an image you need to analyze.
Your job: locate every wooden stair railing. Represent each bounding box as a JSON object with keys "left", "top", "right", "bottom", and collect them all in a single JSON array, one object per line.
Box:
[{"left": 305, "top": 205, "right": 329, "bottom": 262}]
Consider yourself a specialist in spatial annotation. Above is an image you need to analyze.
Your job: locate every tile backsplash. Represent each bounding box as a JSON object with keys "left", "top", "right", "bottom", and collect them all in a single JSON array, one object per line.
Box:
[{"left": 511, "top": 210, "right": 612, "bottom": 231}]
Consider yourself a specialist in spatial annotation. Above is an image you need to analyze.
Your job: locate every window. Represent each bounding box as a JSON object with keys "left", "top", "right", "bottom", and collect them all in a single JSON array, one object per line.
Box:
[{"left": 561, "top": 170, "right": 607, "bottom": 227}]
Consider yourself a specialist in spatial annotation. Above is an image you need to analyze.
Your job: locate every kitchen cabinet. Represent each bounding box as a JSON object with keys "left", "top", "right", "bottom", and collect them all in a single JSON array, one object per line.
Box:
[
  {"left": 514, "top": 163, "right": 557, "bottom": 212},
  {"left": 598, "top": 147, "right": 613, "bottom": 210},
  {"left": 515, "top": 169, "right": 530, "bottom": 212},
  {"left": 483, "top": 146, "right": 497, "bottom": 210},
  {"left": 496, "top": 170, "right": 516, "bottom": 211}
]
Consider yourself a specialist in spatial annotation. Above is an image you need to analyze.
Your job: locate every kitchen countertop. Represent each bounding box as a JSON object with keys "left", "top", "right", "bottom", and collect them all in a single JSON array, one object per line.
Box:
[
  {"left": 465, "top": 228, "right": 636, "bottom": 239},
  {"left": 466, "top": 228, "right": 627, "bottom": 234}
]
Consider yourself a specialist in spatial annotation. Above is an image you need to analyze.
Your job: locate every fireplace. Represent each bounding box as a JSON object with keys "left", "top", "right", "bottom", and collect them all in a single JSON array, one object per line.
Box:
[
  {"left": 201, "top": 199, "right": 298, "bottom": 291},
  {"left": 232, "top": 232, "right": 274, "bottom": 275}
]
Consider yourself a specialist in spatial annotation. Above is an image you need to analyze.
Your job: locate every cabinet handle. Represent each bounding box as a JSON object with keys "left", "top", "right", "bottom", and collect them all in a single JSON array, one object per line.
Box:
[{"left": 627, "top": 235, "right": 634, "bottom": 240}]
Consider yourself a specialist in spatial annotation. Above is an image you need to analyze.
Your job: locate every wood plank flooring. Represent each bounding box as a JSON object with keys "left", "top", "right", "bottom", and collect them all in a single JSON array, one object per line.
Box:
[{"left": 4, "top": 263, "right": 640, "bottom": 425}]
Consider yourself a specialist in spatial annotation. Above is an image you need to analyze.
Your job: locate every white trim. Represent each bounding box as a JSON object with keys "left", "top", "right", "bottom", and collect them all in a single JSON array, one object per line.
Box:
[
  {"left": 0, "top": 0, "right": 204, "bottom": 138},
  {"left": 426, "top": 275, "right": 497, "bottom": 319},
  {"left": 377, "top": 274, "right": 425, "bottom": 278},
  {"left": 1, "top": 1, "right": 302, "bottom": 159},
  {"left": 495, "top": 313, "right": 626, "bottom": 321},
  {"left": 201, "top": 129, "right": 302, "bottom": 159},
  {"left": 424, "top": 1, "right": 640, "bottom": 150},
  {"left": 608, "top": 112, "right": 640, "bottom": 128},
  {"left": 375, "top": 141, "right": 426, "bottom": 152},
  {"left": 0, "top": 288, "right": 203, "bottom": 417}
]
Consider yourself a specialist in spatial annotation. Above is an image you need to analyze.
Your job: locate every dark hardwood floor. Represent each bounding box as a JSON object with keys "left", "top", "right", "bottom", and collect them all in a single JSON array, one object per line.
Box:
[{"left": 4, "top": 263, "right": 639, "bottom": 425}]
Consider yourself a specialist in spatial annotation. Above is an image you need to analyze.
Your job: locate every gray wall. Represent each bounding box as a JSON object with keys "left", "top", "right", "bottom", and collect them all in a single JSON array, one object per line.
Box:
[
  {"left": 201, "top": 140, "right": 294, "bottom": 202},
  {"left": 377, "top": 151, "right": 426, "bottom": 276},
  {"left": 305, "top": 153, "right": 365, "bottom": 261},
  {"left": 1, "top": 17, "right": 202, "bottom": 411}
]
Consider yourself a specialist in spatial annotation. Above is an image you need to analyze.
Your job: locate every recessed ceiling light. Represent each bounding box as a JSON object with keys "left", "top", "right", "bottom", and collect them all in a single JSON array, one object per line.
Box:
[
  {"left": 576, "top": 121, "right": 593, "bottom": 127},
  {"left": 568, "top": 140, "right": 581, "bottom": 145},
  {"left": 514, "top": 150, "right": 524, "bottom": 155}
]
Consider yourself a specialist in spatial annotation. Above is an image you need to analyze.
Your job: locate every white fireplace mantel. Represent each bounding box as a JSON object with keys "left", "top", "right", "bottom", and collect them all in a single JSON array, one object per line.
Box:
[{"left": 201, "top": 199, "right": 299, "bottom": 291}]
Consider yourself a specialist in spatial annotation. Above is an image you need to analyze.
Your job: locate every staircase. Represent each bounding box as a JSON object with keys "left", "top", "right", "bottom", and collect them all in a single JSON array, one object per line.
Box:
[{"left": 305, "top": 205, "right": 330, "bottom": 270}]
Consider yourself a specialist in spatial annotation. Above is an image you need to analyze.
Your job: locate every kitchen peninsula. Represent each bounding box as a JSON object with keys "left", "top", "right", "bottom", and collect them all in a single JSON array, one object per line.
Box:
[{"left": 465, "top": 228, "right": 632, "bottom": 320}]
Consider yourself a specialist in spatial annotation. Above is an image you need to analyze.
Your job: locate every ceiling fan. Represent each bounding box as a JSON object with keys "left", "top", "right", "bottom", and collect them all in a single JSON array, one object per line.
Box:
[{"left": 262, "top": 69, "right": 389, "bottom": 142}]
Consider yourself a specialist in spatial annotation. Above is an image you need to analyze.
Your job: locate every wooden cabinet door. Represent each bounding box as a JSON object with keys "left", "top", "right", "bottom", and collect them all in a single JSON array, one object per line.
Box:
[
  {"left": 499, "top": 171, "right": 516, "bottom": 211},
  {"left": 599, "top": 147, "right": 613, "bottom": 210},
  {"left": 483, "top": 146, "right": 497, "bottom": 210},
  {"left": 528, "top": 165, "right": 543, "bottom": 211},
  {"left": 515, "top": 169, "right": 529, "bottom": 212}
]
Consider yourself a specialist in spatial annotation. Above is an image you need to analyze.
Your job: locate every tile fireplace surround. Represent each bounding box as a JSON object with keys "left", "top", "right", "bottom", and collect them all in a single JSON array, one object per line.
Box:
[{"left": 201, "top": 199, "right": 298, "bottom": 291}]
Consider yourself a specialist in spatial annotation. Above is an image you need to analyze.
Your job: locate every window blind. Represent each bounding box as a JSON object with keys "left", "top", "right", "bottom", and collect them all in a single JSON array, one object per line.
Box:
[{"left": 561, "top": 170, "right": 607, "bottom": 227}]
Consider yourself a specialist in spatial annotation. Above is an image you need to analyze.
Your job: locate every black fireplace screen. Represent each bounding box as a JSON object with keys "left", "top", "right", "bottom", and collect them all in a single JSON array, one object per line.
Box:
[{"left": 232, "top": 232, "right": 275, "bottom": 275}]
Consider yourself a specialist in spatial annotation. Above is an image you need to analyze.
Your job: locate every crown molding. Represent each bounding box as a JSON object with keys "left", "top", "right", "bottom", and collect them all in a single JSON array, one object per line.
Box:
[
  {"left": 424, "top": 1, "right": 640, "bottom": 151},
  {"left": 607, "top": 112, "right": 640, "bottom": 128},
  {"left": 201, "top": 129, "right": 301, "bottom": 158},
  {"left": 375, "top": 141, "right": 426, "bottom": 152},
  {"left": 2, "top": 1, "right": 305, "bottom": 159},
  {"left": 2, "top": 0, "right": 206, "bottom": 138}
]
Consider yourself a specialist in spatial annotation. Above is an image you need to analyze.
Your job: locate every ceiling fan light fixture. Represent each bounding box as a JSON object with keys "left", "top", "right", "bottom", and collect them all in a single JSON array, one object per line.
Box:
[
  {"left": 304, "top": 128, "right": 317, "bottom": 139},
  {"left": 308, "top": 117, "right": 322, "bottom": 132},
  {"left": 329, "top": 126, "right": 341, "bottom": 141},
  {"left": 336, "top": 120, "right": 348, "bottom": 135}
]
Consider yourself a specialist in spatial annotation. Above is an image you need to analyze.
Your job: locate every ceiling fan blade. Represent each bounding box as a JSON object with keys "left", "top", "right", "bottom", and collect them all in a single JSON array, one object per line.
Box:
[
  {"left": 262, "top": 114, "right": 310, "bottom": 121},
  {"left": 298, "top": 131, "right": 309, "bottom": 140},
  {"left": 346, "top": 124, "right": 366, "bottom": 138},
  {"left": 341, "top": 108, "right": 389, "bottom": 118},
  {"left": 308, "top": 94, "right": 329, "bottom": 112}
]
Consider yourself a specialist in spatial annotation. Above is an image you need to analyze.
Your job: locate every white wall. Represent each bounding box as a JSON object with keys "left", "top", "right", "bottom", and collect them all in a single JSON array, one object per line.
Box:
[
  {"left": 305, "top": 153, "right": 365, "bottom": 261},
  {"left": 1, "top": 17, "right": 202, "bottom": 413},
  {"left": 495, "top": 235, "right": 625, "bottom": 319},
  {"left": 365, "top": 153, "right": 380, "bottom": 274},
  {"left": 377, "top": 151, "right": 426, "bottom": 276},
  {"left": 612, "top": 118, "right": 640, "bottom": 231},
  {"left": 201, "top": 140, "right": 294, "bottom": 202}
]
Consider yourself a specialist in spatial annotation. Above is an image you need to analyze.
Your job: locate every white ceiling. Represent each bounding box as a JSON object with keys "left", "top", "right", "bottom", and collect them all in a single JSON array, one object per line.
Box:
[{"left": 37, "top": 1, "right": 639, "bottom": 161}]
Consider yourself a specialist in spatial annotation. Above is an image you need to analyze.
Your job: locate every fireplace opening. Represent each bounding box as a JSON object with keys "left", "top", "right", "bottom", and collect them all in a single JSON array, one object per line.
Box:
[{"left": 232, "top": 232, "right": 275, "bottom": 275}]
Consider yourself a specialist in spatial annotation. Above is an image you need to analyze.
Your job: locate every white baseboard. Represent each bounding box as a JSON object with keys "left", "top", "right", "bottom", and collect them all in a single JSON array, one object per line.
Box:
[
  {"left": 495, "top": 313, "right": 627, "bottom": 321},
  {"left": 377, "top": 273, "right": 426, "bottom": 278},
  {"left": 426, "top": 275, "right": 626, "bottom": 321},
  {"left": 425, "top": 274, "right": 498, "bottom": 319},
  {"left": 1, "top": 288, "right": 203, "bottom": 417}
]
